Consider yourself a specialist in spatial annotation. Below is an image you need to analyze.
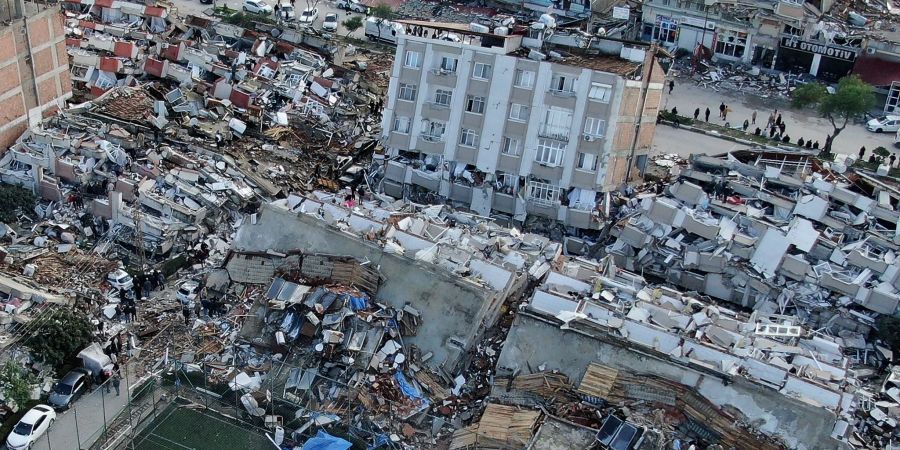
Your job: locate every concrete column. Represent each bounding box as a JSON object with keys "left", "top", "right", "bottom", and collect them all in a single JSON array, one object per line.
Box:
[{"left": 809, "top": 53, "right": 821, "bottom": 76}]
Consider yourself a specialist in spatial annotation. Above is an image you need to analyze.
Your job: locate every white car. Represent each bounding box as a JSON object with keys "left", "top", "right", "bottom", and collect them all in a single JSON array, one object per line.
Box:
[
  {"left": 867, "top": 115, "right": 900, "bottom": 133},
  {"left": 176, "top": 280, "right": 200, "bottom": 306},
  {"left": 6, "top": 405, "right": 56, "bottom": 450},
  {"left": 298, "top": 7, "right": 318, "bottom": 24},
  {"left": 322, "top": 13, "right": 338, "bottom": 32},
  {"left": 279, "top": 3, "right": 295, "bottom": 20},
  {"left": 107, "top": 269, "right": 133, "bottom": 291},
  {"left": 243, "top": 0, "right": 273, "bottom": 14},
  {"left": 336, "top": 0, "right": 368, "bottom": 12}
]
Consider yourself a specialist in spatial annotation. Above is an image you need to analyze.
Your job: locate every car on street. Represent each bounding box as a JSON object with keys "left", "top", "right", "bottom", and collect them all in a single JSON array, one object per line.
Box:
[
  {"left": 322, "top": 13, "right": 338, "bottom": 31},
  {"left": 278, "top": 3, "right": 295, "bottom": 20},
  {"left": 867, "top": 115, "right": 900, "bottom": 133},
  {"left": 243, "top": 0, "right": 273, "bottom": 14},
  {"left": 297, "top": 7, "right": 318, "bottom": 24},
  {"left": 107, "top": 269, "right": 133, "bottom": 290},
  {"left": 6, "top": 405, "right": 56, "bottom": 450},
  {"left": 177, "top": 280, "right": 200, "bottom": 306},
  {"left": 336, "top": 0, "right": 368, "bottom": 12},
  {"left": 48, "top": 368, "right": 91, "bottom": 410},
  {"left": 199, "top": 0, "right": 213, "bottom": 4}
]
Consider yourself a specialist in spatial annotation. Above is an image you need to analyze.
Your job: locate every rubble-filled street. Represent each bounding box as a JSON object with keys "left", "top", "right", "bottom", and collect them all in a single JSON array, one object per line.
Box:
[{"left": 0, "top": 0, "right": 899, "bottom": 448}]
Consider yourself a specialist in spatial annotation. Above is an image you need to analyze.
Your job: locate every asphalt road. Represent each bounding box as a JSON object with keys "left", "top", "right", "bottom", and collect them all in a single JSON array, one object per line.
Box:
[{"left": 171, "top": 0, "right": 368, "bottom": 39}]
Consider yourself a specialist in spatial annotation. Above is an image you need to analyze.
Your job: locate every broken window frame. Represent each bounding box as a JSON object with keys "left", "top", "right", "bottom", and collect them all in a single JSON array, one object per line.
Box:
[
  {"left": 715, "top": 30, "right": 748, "bottom": 58},
  {"left": 550, "top": 73, "right": 575, "bottom": 94},
  {"left": 465, "top": 95, "right": 485, "bottom": 114},
  {"left": 422, "top": 121, "right": 446, "bottom": 141},
  {"left": 495, "top": 171, "right": 518, "bottom": 194}
]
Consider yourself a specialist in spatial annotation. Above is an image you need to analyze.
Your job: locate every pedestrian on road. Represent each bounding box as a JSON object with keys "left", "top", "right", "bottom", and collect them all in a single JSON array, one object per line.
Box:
[
  {"left": 111, "top": 372, "right": 121, "bottom": 396},
  {"left": 693, "top": 108, "right": 700, "bottom": 120},
  {"left": 182, "top": 306, "right": 191, "bottom": 326},
  {"left": 719, "top": 102, "right": 726, "bottom": 119},
  {"left": 782, "top": 135, "right": 791, "bottom": 143},
  {"left": 813, "top": 141, "right": 820, "bottom": 150},
  {"left": 767, "top": 112, "right": 775, "bottom": 128},
  {"left": 671, "top": 107, "right": 678, "bottom": 116},
  {"left": 704, "top": 107, "right": 711, "bottom": 122},
  {"left": 751, "top": 110, "right": 757, "bottom": 125},
  {"left": 798, "top": 137, "right": 805, "bottom": 147},
  {"left": 859, "top": 147, "right": 866, "bottom": 159},
  {"left": 742, "top": 119, "right": 749, "bottom": 131},
  {"left": 668, "top": 80, "right": 675, "bottom": 94},
  {"left": 806, "top": 140, "right": 813, "bottom": 149},
  {"left": 778, "top": 122, "right": 786, "bottom": 134},
  {"left": 776, "top": 113, "right": 783, "bottom": 126},
  {"left": 769, "top": 127, "right": 776, "bottom": 138},
  {"left": 754, "top": 127, "right": 761, "bottom": 136},
  {"left": 723, "top": 106, "right": 731, "bottom": 121}
]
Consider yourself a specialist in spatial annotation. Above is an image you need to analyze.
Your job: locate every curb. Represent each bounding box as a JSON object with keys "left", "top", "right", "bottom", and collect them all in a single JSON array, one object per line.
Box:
[{"left": 658, "top": 119, "right": 804, "bottom": 152}]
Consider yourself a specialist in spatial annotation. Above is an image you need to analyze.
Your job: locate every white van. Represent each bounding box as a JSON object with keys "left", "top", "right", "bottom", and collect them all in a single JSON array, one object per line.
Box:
[{"left": 364, "top": 17, "right": 404, "bottom": 45}]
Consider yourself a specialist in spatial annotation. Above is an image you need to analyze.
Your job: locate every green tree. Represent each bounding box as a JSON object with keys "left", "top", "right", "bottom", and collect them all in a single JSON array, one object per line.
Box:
[
  {"left": 343, "top": 16, "right": 363, "bottom": 36},
  {"left": 26, "top": 309, "right": 95, "bottom": 372},
  {"left": 369, "top": 4, "right": 394, "bottom": 40},
  {"left": 877, "top": 315, "right": 900, "bottom": 356},
  {"left": 0, "top": 185, "right": 36, "bottom": 224},
  {"left": 874, "top": 146, "right": 890, "bottom": 163},
  {"left": 0, "top": 361, "right": 37, "bottom": 410},
  {"left": 792, "top": 75, "right": 876, "bottom": 154}
]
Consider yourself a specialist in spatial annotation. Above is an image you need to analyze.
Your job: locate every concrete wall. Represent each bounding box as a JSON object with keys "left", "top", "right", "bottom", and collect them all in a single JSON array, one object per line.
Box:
[
  {"left": 0, "top": 5, "right": 72, "bottom": 150},
  {"left": 234, "top": 203, "right": 506, "bottom": 373},
  {"left": 496, "top": 314, "right": 839, "bottom": 450}
]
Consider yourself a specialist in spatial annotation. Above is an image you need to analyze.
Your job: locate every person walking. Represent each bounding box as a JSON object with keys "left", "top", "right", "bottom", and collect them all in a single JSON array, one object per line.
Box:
[
  {"left": 723, "top": 105, "right": 731, "bottom": 121},
  {"left": 719, "top": 102, "right": 726, "bottom": 119},
  {"left": 778, "top": 122, "right": 786, "bottom": 134},
  {"left": 859, "top": 147, "right": 866, "bottom": 160},
  {"left": 668, "top": 80, "right": 675, "bottom": 94},
  {"left": 776, "top": 113, "right": 783, "bottom": 126},
  {"left": 182, "top": 305, "right": 191, "bottom": 326},
  {"left": 704, "top": 107, "right": 711, "bottom": 122},
  {"left": 742, "top": 119, "right": 749, "bottom": 132},
  {"left": 798, "top": 137, "right": 805, "bottom": 147},
  {"left": 693, "top": 108, "right": 700, "bottom": 120},
  {"left": 111, "top": 372, "right": 121, "bottom": 396},
  {"left": 751, "top": 110, "right": 757, "bottom": 125}
]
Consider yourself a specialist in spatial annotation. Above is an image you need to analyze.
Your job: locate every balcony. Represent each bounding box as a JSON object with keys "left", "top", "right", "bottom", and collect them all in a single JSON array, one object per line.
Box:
[
  {"left": 384, "top": 160, "right": 408, "bottom": 183},
  {"left": 411, "top": 169, "right": 440, "bottom": 192},
  {"left": 426, "top": 69, "right": 458, "bottom": 88},
  {"left": 493, "top": 192, "right": 515, "bottom": 214},
  {"left": 449, "top": 182, "right": 473, "bottom": 203},
  {"left": 456, "top": 146, "right": 477, "bottom": 165},
  {"left": 526, "top": 199, "right": 559, "bottom": 218},
  {"left": 416, "top": 135, "right": 446, "bottom": 155},
  {"left": 538, "top": 125, "right": 570, "bottom": 142},
  {"left": 548, "top": 89, "right": 576, "bottom": 98},
  {"left": 567, "top": 208, "right": 600, "bottom": 230}
]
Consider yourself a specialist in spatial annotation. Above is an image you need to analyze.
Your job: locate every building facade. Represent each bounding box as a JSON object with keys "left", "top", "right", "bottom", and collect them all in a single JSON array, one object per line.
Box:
[
  {"left": 379, "top": 21, "right": 664, "bottom": 230},
  {"left": 0, "top": 0, "right": 73, "bottom": 150}
]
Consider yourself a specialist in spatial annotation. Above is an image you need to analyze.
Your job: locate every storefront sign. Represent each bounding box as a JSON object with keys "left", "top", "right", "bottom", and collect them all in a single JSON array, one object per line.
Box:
[
  {"left": 679, "top": 16, "right": 716, "bottom": 30},
  {"left": 612, "top": 6, "right": 630, "bottom": 20},
  {"left": 780, "top": 37, "right": 857, "bottom": 62}
]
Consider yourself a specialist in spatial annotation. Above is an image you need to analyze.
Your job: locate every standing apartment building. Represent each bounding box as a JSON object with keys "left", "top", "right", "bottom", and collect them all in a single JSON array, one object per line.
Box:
[
  {"left": 0, "top": 0, "right": 72, "bottom": 149},
  {"left": 379, "top": 21, "right": 665, "bottom": 230}
]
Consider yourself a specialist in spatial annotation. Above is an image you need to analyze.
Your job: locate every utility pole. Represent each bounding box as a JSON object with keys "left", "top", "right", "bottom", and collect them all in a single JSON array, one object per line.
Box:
[
  {"left": 624, "top": 42, "right": 659, "bottom": 184},
  {"left": 132, "top": 192, "right": 146, "bottom": 272}
]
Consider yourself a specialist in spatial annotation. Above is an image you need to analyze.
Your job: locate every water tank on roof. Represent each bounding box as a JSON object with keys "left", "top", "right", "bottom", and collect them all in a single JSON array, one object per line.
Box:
[
  {"left": 494, "top": 26, "right": 509, "bottom": 36},
  {"left": 528, "top": 50, "right": 546, "bottom": 61},
  {"left": 469, "top": 23, "right": 490, "bottom": 33}
]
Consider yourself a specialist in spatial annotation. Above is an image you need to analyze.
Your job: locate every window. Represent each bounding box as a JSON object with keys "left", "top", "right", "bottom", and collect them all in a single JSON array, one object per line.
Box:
[
  {"left": 501, "top": 136, "right": 521, "bottom": 156},
  {"left": 466, "top": 96, "right": 485, "bottom": 114},
  {"left": 472, "top": 62, "right": 492, "bottom": 79},
  {"left": 404, "top": 51, "right": 421, "bottom": 68},
  {"left": 541, "top": 107, "right": 573, "bottom": 140},
  {"left": 653, "top": 19, "right": 677, "bottom": 43},
  {"left": 588, "top": 83, "right": 612, "bottom": 102},
  {"left": 715, "top": 31, "right": 747, "bottom": 58},
  {"left": 583, "top": 117, "right": 606, "bottom": 137},
  {"left": 434, "top": 89, "right": 452, "bottom": 106},
  {"left": 440, "top": 57, "right": 458, "bottom": 73},
  {"left": 535, "top": 139, "right": 566, "bottom": 166},
  {"left": 398, "top": 83, "right": 417, "bottom": 102},
  {"left": 422, "top": 121, "right": 446, "bottom": 141},
  {"left": 527, "top": 180, "right": 559, "bottom": 206},
  {"left": 514, "top": 69, "right": 535, "bottom": 89},
  {"left": 392, "top": 116, "right": 411, "bottom": 134},
  {"left": 509, "top": 103, "right": 529, "bottom": 121},
  {"left": 496, "top": 171, "right": 518, "bottom": 194},
  {"left": 577, "top": 152, "right": 598, "bottom": 171},
  {"left": 550, "top": 73, "right": 575, "bottom": 93},
  {"left": 459, "top": 128, "right": 479, "bottom": 147}
]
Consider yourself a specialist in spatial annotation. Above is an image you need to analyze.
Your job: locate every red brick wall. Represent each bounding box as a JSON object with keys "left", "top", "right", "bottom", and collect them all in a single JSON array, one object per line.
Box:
[
  {"left": 38, "top": 77, "right": 58, "bottom": 105},
  {"left": 0, "top": 64, "right": 22, "bottom": 94}
]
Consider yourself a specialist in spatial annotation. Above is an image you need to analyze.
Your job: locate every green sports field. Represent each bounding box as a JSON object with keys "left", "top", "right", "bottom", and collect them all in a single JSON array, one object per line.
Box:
[{"left": 133, "top": 403, "right": 274, "bottom": 450}]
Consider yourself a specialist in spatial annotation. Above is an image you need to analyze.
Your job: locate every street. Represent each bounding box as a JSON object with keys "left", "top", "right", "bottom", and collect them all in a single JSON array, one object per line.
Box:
[
  {"left": 30, "top": 378, "right": 131, "bottom": 450},
  {"left": 664, "top": 77, "right": 896, "bottom": 157},
  {"left": 651, "top": 124, "right": 744, "bottom": 158},
  {"left": 171, "top": 0, "right": 368, "bottom": 39}
]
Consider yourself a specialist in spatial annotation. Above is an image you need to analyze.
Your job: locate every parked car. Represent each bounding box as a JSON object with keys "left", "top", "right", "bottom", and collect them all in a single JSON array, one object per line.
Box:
[
  {"left": 297, "top": 7, "right": 318, "bottom": 24},
  {"left": 336, "top": 0, "right": 368, "bottom": 12},
  {"left": 243, "top": 0, "right": 273, "bottom": 14},
  {"left": 867, "top": 115, "right": 900, "bottom": 133},
  {"left": 48, "top": 368, "right": 91, "bottom": 410},
  {"left": 177, "top": 280, "right": 200, "bottom": 306},
  {"left": 364, "top": 17, "right": 404, "bottom": 44},
  {"left": 107, "top": 269, "right": 133, "bottom": 290},
  {"left": 279, "top": 3, "right": 295, "bottom": 20},
  {"left": 6, "top": 405, "right": 56, "bottom": 450},
  {"left": 199, "top": 0, "right": 213, "bottom": 5},
  {"left": 322, "top": 13, "right": 338, "bottom": 32}
]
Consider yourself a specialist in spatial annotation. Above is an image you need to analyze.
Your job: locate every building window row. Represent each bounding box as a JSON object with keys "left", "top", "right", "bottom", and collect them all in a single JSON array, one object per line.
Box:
[
  {"left": 715, "top": 31, "right": 747, "bottom": 58},
  {"left": 459, "top": 128, "right": 479, "bottom": 147},
  {"left": 422, "top": 121, "right": 446, "bottom": 141},
  {"left": 404, "top": 50, "right": 421, "bottom": 69},
  {"left": 393, "top": 115, "right": 411, "bottom": 134},
  {"left": 535, "top": 139, "right": 566, "bottom": 166},
  {"left": 501, "top": 136, "right": 521, "bottom": 156},
  {"left": 434, "top": 89, "right": 453, "bottom": 106},
  {"left": 576, "top": 152, "right": 599, "bottom": 171},
  {"left": 515, "top": 69, "right": 535, "bottom": 89},
  {"left": 439, "top": 56, "right": 458, "bottom": 73},
  {"left": 466, "top": 95, "right": 485, "bottom": 114},
  {"left": 472, "top": 62, "right": 492, "bottom": 80},
  {"left": 588, "top": 83, "right": 612, "bottom": 103},
  {"left": 527, "top": 180, "right": 560, "bottom": 206},
  {"left": 398, "top": 83, "right": 417, "bottom": 102},
  {"left": 509, "top": 103, "right": 530, "bottom": 122},
  {"left": 550, "top": 73, "right": 576, "bottom": 94}
]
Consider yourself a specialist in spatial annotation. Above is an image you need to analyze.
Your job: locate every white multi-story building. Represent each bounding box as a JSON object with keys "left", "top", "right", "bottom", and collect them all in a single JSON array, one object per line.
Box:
[{"left": 379, "top": 20, "right": 665, "bottom": 230}]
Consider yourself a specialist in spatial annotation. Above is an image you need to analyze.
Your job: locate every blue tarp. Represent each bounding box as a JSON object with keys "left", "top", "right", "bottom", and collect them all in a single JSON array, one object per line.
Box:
[
  {"left": 349, "top": 295, "right": 368, "bottom": 311},
  {"left": 366, "top": 434, "right": 390, "bottom": 450},
  {"left": 300, "top": 431, "right": 352, "bottom": 450},
  {"left": 394, "top": 371, "right": 425, "bottom": 401}
]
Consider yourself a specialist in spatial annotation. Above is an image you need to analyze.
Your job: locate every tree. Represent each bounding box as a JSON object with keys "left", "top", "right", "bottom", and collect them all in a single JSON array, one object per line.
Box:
[
  {"left": 874, "top": 146, "right": 890, "bottom": 164},
  {"left": 792, "top": 75, "right": 875, "bottom": 154},
  {"left": 0, "top": 185, "right": 36, "bottom": 224},
  {"left": 343, "top": 16, "right": 363, "bottom": 36},
  {"left": 26, "top": 309, "right": 95, "bottom": 372},
  {"left": 369, "top": 4, "right": 394, "bottom": 40},
  {"left": 877, "top": 315, "right": 900, "bottom": 358},
  {"left": 0, "top": 361, "right": 36, "bottom": 410}
]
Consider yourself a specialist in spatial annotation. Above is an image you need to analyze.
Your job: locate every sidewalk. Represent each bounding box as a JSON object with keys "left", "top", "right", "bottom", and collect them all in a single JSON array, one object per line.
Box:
[
  {"left": 32, "top": 373, "right": 134, "bottom": 450},
  {"left": 663, "top": 78, "right": 896, "bottom": 156}
]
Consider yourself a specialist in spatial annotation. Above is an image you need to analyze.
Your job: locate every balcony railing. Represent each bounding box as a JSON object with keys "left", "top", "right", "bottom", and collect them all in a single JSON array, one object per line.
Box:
[{"left": 538, "top": 125, "right": 570, "bottom": 142}]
